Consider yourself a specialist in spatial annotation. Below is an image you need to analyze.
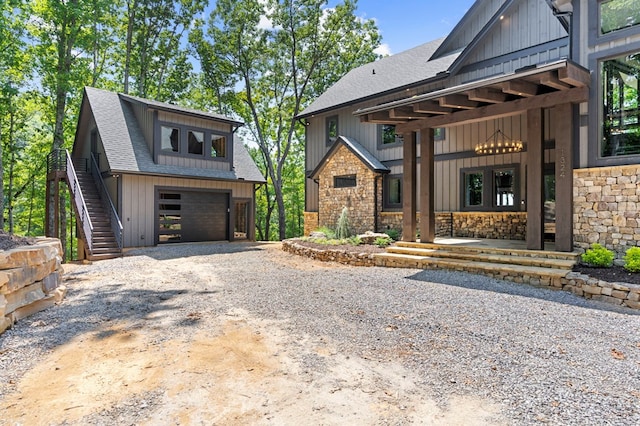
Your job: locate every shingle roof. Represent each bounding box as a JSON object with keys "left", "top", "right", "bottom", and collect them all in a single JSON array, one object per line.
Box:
[
  {"left": 308, "top": 135, "right": 389, "bottom": 179},
  {"left": 82, "top": 87, "right": 265, "bottom": 183},
  {"left": 298, "top": 38, "right": 460, "bottom": 118}
]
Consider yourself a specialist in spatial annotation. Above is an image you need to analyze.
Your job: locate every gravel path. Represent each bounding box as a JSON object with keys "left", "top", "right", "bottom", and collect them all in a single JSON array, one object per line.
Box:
[{"left": 1, "top": 241, "right": 639, "bottom": 425}]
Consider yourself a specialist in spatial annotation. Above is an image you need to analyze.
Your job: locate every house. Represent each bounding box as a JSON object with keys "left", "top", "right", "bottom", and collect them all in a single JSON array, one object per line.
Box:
[
  {"left": 299, "top": 0, "right": 640, "bottom": 256},
  {"left": 50, "top": 87, "right": 265, "bottom": 260}
]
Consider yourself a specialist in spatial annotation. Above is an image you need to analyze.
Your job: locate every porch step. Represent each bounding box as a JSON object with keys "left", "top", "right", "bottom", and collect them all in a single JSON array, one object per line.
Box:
[{"left": 374, "top": 241, "right": 581, "bottom": 288}]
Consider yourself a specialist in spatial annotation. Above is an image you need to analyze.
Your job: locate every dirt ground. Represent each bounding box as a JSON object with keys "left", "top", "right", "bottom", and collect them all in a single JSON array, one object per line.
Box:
[{"left": 0, "top": 244, "right": 502, "bottom": 425}]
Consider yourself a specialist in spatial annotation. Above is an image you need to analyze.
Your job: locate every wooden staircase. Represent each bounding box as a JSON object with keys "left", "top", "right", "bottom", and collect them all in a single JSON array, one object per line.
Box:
[
  {"left": 75, "top": 170, "right": 121, "bottom": 261},
  {"left": 374, "top": 241, "right": 580, "bottom": 288}
]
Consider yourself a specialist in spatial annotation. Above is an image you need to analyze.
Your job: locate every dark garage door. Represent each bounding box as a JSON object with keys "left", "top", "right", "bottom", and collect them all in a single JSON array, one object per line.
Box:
[{"left": 157, "top": 189, "right": 229, "bottom": 243}]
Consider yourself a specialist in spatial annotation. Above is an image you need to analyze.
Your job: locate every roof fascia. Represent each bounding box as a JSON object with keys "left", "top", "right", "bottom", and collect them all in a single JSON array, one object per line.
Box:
[
  {"left": 429, "top": 0, "right": 487, "bottom": 60},
  {"left": 308, "top": 136, "right": 388, "bottom": 179}
]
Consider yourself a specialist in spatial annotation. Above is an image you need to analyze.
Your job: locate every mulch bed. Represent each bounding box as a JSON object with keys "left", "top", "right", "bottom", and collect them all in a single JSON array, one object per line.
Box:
[
  {"left": 572, "top": 264, "right": 640, "bottom": 285},
  {"left": 293, "top": 240, "right": 387, "bottom": 255}
]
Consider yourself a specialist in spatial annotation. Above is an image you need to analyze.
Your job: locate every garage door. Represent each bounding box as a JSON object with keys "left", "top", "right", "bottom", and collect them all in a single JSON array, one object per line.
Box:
[{"left": 157, "top": 189, "right": 229, "bottom": 243}]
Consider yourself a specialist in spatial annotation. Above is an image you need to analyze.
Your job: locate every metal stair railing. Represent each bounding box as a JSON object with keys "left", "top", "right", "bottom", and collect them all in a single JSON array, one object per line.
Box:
[
  {"left": 90, "top": 152, "right": 123, "bottom": 251},
  {"left": 63, "top": 150, "right": 94, "bottom": 254}
]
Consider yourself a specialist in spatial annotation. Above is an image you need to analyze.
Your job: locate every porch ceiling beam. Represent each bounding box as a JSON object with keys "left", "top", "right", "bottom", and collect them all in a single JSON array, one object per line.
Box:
[
  {"left": 389, "top": 107, "right": 432, "bottom": 120},
  {"left": 412, "top": 101, "right": 453, "bottom": 114},
  {"left": 360, "top": 112, "right": 408, "bottom": 124},
  {"left": 537, "top": 71, "right": 571, "bottom": 90},
  {"left": 467, "top": 88, "right": 508, "bottom": 103},
  {"left": 439, "top": 94, "right": 480, "bottom": 109},
  {"left": 396, "top": 86, "right": 588, "bottom": 133},
  {"left": 558, "top": 64, "right": 590, "bottom": 87},
  {"left": 501, "top": 80, "right": 539, "bottom": 97}
]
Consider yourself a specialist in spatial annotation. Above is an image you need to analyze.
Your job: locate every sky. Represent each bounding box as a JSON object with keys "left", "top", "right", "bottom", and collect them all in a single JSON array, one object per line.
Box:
[{"left": 351, "top": 0, "right": 476, "bottom": 55}]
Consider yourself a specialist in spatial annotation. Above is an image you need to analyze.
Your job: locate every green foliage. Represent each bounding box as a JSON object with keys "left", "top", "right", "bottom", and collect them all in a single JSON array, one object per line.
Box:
[
  {"left": 315, "top": 226, "right": 336, "bottom": 239},
  {"left": 348, "top": 235, "right": 362, "bottom": 246},
  {"left": 335, "top": 207, "right": 350, "bottom": 239},
  {"left": 385, "top": 229, "right": 400, "bottom": 241},
  {"left": 623, "top": 247, "right": 640, "bottom": 273},
  {"left": 374, "top": 236, "right": 393, "bottom": 248},
  {"left": 581, "top": 243, "right": 615, "bottom": 267}
]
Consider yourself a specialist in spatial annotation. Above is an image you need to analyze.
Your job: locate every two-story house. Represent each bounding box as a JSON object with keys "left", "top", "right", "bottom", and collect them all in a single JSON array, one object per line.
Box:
[
  {"left": 299, "top": 0, "right": 640, "bottom": 256},
  {"left": 58, "top": 86, "right": 265, "bottom": 260}
]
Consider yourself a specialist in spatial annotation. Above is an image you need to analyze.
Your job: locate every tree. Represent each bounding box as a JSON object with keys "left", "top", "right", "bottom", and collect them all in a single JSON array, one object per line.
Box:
[{"left": 193, "top": 0, "right": 380, "bottom": 240}]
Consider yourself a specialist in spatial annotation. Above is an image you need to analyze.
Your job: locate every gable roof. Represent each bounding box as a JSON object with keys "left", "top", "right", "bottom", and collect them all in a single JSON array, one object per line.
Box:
[
  {"left": 79, "top": 87, "right": 265, "bottom": 183},
  {"left": 308, "top": 135, "right": 389, "bottom": 180},
  {"left": 298, "top": 38, "right": 459, "bottom": 118}
]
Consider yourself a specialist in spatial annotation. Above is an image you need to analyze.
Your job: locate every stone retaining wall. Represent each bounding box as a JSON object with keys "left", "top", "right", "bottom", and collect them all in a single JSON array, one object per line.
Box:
[
  {"left": 573, "top": 164, "right": 640, "bottom": 256},
  {"left": 282, "top": 240, "right": 375, "bottom": 267},
  {"left": 1, "top": 238, "right": 66, "bottom": 335}
]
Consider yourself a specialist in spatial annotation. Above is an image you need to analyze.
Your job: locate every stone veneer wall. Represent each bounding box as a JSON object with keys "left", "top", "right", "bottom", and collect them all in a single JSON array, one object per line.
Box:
[
  {"left": 317, "top": 144, "right": 379, "bottom": 235},
  {"left": 574, "top": 164, "right": 640, "bottom": 256},
  {"left": 379, "top": 212, "right": 526, "bottom": 240},
  {"left": 304, "top": 212, "right": 319, "bottom": 237},
  {"left": 1, "top": 238, "right": 65, "bottom": 335}
]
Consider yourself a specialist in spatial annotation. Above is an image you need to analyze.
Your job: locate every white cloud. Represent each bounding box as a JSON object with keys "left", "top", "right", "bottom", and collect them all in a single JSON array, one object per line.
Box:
[
  {"left": 257, "top": 14, "right": 274, "bottom": 30},
  {"left": 374, "top": 43, "right": 392, "bottom": 57}
]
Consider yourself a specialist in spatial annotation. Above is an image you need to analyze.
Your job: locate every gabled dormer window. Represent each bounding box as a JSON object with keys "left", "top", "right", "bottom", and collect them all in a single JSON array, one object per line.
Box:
[{"left": 156, "top": 119, "right": 231, "bottom": 161}]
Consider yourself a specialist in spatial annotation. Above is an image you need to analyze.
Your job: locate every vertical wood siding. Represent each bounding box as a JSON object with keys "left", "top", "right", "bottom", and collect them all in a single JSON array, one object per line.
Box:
[{"left": 120, "top": 174, "right": 254, "bottom": 247}]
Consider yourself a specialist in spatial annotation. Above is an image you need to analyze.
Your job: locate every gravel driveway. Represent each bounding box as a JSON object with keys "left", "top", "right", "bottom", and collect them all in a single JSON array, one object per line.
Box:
[{"left": 1, "top": 241, "right": 639, "bottom": 425}]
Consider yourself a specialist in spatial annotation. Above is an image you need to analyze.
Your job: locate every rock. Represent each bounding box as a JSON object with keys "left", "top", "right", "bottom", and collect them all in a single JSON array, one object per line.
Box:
[{"left": 357, "top": 232, "right": 390, "bottom": 245}]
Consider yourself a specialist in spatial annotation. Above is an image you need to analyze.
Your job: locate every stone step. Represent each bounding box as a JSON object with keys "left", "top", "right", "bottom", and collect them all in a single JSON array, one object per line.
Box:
[
  {"left": 386, "top": 246, "right": 576, "bottom": 270},
  {"left": 394, "top": 241, "right": 580, "bottom": 262},
  {"left": 373, "top": 252, "right": 569, "bottom": 287}
]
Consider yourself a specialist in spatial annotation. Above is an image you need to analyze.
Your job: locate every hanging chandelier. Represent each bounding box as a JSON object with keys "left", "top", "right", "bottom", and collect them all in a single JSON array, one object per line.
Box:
[{"left": 474, "top": 129, "right": 524, "bottom": 155}]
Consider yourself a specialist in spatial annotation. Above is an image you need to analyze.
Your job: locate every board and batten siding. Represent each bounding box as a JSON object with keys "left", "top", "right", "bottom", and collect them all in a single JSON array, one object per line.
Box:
[
  {"left": 127, "top": 101, "right": 155, "bottom": 153},
  {"left": 120, "top": 174, "right": 254, "bottom": 247}
]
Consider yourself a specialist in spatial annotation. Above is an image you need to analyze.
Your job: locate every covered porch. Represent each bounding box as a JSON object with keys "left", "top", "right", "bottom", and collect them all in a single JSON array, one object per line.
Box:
[{"left": 355, "top": 60, "right": 590, "bottom": 252}]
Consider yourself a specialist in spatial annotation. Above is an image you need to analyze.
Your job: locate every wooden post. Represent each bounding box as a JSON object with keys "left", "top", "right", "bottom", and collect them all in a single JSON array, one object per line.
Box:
[
  {"left": 419, "top": 128, "right": 435, "bottom": 243},
  {"left": 526, "top": 108, "right": 544, "bottom": 250},
  {"left": 402, "top": 132, "right": 417, "bottom": 241},
  {"left": 554, "top": 103, "right": 574, "bottom": 252}
]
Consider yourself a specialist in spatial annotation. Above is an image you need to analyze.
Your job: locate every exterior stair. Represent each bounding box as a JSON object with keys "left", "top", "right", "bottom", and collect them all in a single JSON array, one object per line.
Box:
[
  {"left": 74, "top": 170, "right": 121, "bottom": 261},
  {"left": 374, "top": 241, "right": 581, "bottom": 288}
]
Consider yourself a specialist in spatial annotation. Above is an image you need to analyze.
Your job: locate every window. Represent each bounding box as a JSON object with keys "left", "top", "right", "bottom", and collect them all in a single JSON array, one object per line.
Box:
[
  {"left": 158, "top": 192, "right": 181, "bottom": 243},
  {"left": 601, "top": 52, "right": 640, "bottom": 157},
  {"left": 188, "top": 130, "right": 204, "bottom": 155},
  {"left": 334, "top": 174, "right": 356, "bottom": 188},
  {"left": 600, "top": 0, "right": 640, "bottom": 35},
  {"left": 379, "top": 124, "right": 403, "bottom": 146},
  {"left": 161, "top": 126, "right": 179, "bottom": 152},
  {"left": 234, "top": 201, "right": 249, "bottom": 239},
  {"left": 211, "top": 134, "right": 227, "bottom": 158},
  {"left": 434, "top": 128, "right": 445, "bottom": 141},
  {"left": 326, "top": 116, "right": 338, "bottom": 146},
  {"left": 462, "top": 166, "right": 518, "bottom": 211},
  {"left": 383, "top": 175, "right": 402, "bottom": 210}
]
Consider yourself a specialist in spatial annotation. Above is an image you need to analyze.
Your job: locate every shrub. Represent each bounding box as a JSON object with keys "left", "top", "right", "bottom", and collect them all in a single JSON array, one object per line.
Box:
[
  {"left": 335, "top": 207, "right": 351, "bottom": 239},
  {"left": 348, "top": 236, "right": 362, "bottom": 246},
  {"left": 385, "top": 228, "right": 400, "bottom": 241},
  {"left": 315, "top": 226, "right": 335, "bottom": 239},
  {"left": 374, "top": 236, "right": 393, "bottom": 248},
  {"left": 623, "top": 247, "right": 640, "bottom": 273},
  {"left": 581, "top": 243, "right": 615, "bottom": 267}
]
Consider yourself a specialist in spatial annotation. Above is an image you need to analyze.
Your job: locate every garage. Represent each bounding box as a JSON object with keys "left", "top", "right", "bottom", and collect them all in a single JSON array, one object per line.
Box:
[{"left": 157, "top": 189, "right": 230, "bottom": 244}]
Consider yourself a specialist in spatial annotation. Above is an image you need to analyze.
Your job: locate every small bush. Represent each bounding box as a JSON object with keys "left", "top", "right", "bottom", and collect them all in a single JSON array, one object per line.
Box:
[
  {"left": 348, "top": 236, "right": 362, "bottom": 246},
  {"left": 581, "top": 243, "right": 615, "bottom": 267},
  {"left": 374, "top": 236, "right": 393, "bottom": 248},
  {"left": 335, "top": 207, "right": 351, "bottom": 239},
  {"left": 623, "top": 247, "right": 640, "bottom": 273},
  {"left": 385, "top": 228, "right": 400, "bottom": 241},
  {"left": 314, "top": 226, "right": 335, "bottom": 239}
]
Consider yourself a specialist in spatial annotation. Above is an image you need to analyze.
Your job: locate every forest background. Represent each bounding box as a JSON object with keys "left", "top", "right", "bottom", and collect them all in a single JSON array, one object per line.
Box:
[{"left": 0, "top": 0, "right": 381, "bottom": 257}]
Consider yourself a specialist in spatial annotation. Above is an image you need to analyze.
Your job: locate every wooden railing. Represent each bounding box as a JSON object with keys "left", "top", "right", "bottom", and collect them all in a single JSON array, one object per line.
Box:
[
  {"left": 64, "top": 150, "right": 94, "bottom": 254},
  {"left": 90, "top": 153, "right": 123, "bottom": 250}
]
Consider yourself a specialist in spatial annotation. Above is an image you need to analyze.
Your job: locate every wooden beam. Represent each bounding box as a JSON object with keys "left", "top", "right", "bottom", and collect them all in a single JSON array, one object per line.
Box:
[
  {"left": 467, "top": 88, "right": 508, "bottom": 103},
  {"left": 439, "top": 94, "right": 480, "bottom": 109},
  {"left": 389, "top": 107, "right": 432, "bottom": 120},
  {"left": 537, "top": 71, "right": 571, "bottom": 90},
  {"left": 419, "top": 128, "right": 435, "bottom": 243},
  {"left": 502, "top": 80, "right": 539, "bottom": 97},
  {"left": 396, "top": 86, "right": 588, "bottom": 133},
  {"left": 360, "top": 112, "right": 408, "bottom": 124},
  {"left": 526, "top": 108, "right": 545, "bottom": 250},
  {"left": 402, "top": 132, "right": 417, "bottom": 242},
  {"left": 413, "top": 101, "right": 453, "bottom": 114},
  {"left": 554, "top": 103, "right": 574, "bottom": 252},
  {"left": 558, "top": 64, "right": 591, "bottom": 87}
]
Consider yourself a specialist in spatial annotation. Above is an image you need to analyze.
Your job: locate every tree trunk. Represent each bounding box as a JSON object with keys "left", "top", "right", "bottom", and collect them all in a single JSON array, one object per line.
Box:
[
  {"left": 7, "top": 107, "right": 15, "bottom": 233},
  {"left": 124, "top": 1, "right": 135, "bottom": 94}
]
